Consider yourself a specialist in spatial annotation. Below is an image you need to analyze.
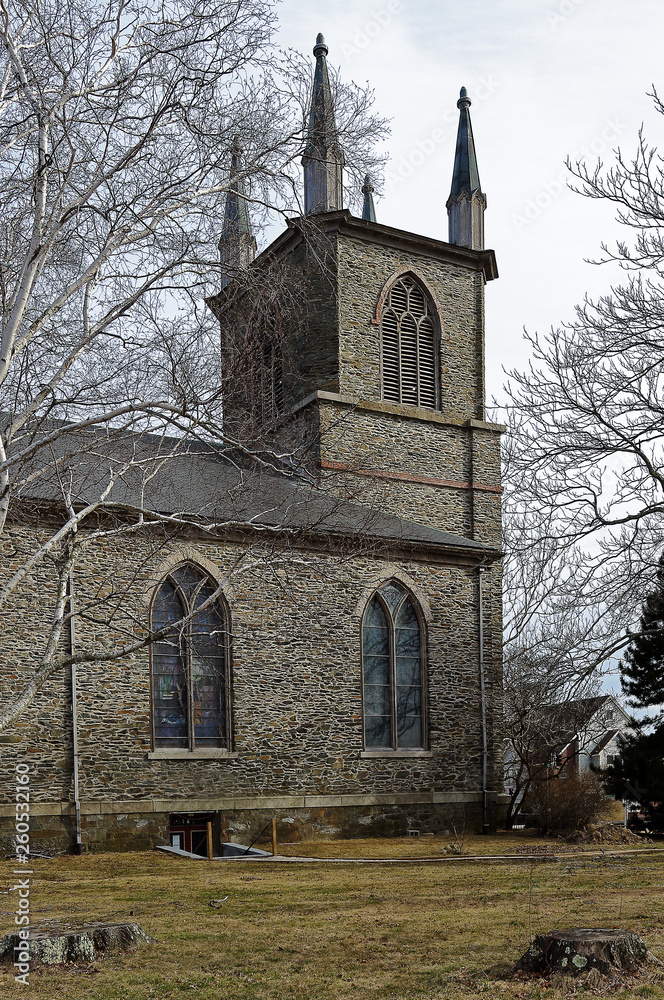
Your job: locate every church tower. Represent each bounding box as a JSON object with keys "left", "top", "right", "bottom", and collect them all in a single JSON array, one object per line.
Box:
[
  {"left": 209, "top": 53, "right": 504, "bottom": 832},
  {"left": 212, "top": 54, "right": 500, "bottom": 549}
]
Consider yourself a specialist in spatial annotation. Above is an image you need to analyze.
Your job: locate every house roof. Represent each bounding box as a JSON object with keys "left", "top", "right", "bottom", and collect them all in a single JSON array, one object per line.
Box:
[
  {"left": 521, "top": 696, "right": 617, "bottom": 762},
  {"left": 543, "top": 696, "right": 611, "bottom": 749},
  {"left": 547, "top": 696, "right": 612, "bottom": 727},
  {"left": 540, "top": 695, "right": 635, "bottom": 757},
  {"left": 591, "top": 730, "right": 621, "bottom": 755},
  {"left": 10, "top": 421, "right": 499, "bottom": 560}
]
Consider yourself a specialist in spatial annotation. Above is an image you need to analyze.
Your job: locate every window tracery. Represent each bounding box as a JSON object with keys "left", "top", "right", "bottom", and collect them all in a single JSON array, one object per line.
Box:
[
  {"left": 380, "top": 274, "right": 438, "bottom": 408},
  {"left": 151, "top": 565, "right": 229, "bottom": 749},
  {"left": 362, "top": 580, "right": 425, "bottom": 749}
]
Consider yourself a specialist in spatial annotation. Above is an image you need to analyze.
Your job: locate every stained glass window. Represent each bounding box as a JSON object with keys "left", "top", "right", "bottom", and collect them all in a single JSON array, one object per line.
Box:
[
  {"left": 151, "top": 566, "right": 229, "bottom": 749},
  {"left": 362, "top": 581, "right": 425, "bottom": 749}
]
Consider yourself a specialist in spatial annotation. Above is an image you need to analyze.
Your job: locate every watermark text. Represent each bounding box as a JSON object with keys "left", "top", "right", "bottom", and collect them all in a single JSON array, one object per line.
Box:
[{"left": 12, "top": 763, "right": 31, "bottom": 986}]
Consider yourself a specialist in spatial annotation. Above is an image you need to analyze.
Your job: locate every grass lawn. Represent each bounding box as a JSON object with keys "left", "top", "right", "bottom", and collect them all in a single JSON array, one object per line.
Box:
[
  {"left": 275, "top": 831, "right": 644, "bottom": 858},
  {"left": 0, "top": 836, "right": 663, "bottom": 999}
]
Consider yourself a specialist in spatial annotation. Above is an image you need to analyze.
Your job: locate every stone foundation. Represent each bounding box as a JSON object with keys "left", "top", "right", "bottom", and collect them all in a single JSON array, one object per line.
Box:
[{"left": 0, "top": 793, "right": 508, "bottom": 854}]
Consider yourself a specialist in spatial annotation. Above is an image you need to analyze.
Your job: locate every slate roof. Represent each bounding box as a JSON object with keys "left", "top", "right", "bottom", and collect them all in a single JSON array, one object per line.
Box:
[
  {"left": 590, "top": 729, "right": 621, "bottom": 755},
  {"left": 10, "top": 422, "right": 498, "bottom": 558}
]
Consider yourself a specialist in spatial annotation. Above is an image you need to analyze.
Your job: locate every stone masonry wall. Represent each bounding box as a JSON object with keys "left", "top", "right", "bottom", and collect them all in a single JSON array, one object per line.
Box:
[
  {"left": 314, "top": 398, "right": 502, "bottom": 547},
  {"left": 0, "top": 798, "right": 498, "bottom": 853},
  {"left": 0, "top": 527, "right": 499, "bottom": 847},
  {"left": 273, "top": 229, "right": 502, "bottom": 549}
]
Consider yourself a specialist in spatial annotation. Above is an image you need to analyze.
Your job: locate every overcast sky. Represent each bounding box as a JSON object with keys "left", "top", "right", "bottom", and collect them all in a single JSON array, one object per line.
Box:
[{"left": 272, "top": 0, "right": 664, "bottom": 404}]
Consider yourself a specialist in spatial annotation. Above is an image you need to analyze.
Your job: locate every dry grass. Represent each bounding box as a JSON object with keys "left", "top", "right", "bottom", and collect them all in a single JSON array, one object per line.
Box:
[
  {"left": 0, "top": 842, "right": 663, "bottom": 999},
  {"left": 275, "top": 830, "right": 649, "bottom": 858}
]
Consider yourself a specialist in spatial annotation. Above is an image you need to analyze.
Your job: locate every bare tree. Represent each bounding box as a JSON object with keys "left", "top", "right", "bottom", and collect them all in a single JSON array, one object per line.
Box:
[
  {"left": 502, "top": 89, "right": 664, "bottom": 687},
  {"left": 498, "top": 92, "right": 664, "bottom": 825},
  {"left": 0, "top": 0, "right": 389, "bottom": 729},
  {"left": 502, "top": 649, "right": 603, "bottom": 829}
]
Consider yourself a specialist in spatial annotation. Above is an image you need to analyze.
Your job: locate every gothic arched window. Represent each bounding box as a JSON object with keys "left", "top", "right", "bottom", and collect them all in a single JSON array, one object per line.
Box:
[
  {"left": 362, "top": 580, "right": 425, "bottom": 749},
  {"left": 261, "top": 333, "right": 284, "bottom": 421},
  {"left": 380, "top": 275, "right": 438, "bottom": 408},
  {"left": 151, "top": 565, "right": 230, "bottom": 749},
  {"left": 245, "top": 300, "right": 284, "bottom": 424}
]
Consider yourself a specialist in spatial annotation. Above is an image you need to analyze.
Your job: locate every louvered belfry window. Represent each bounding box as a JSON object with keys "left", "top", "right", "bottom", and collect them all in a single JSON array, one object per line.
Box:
[
  {"left": 381, "top": 275, "right": 438, "bottom": 408},
  {"left": 261, "top": 339, "right": 284, "bottom": 422}
]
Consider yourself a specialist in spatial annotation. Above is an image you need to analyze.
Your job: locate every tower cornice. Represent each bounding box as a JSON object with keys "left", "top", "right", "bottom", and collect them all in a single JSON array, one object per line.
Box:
[{"left": 261, "top": 210, "right": 498, "bottom": 281}]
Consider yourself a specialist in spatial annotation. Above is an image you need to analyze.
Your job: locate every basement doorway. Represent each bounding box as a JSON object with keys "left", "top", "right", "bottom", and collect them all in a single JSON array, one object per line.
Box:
[{"left": 168, "top": 812, "right": 217, "bottom": 857}]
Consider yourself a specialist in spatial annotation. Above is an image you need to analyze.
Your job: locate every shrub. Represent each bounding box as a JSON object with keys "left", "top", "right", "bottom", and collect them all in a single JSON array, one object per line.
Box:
[{"left": 527, "top": 771, "right": 611, "bottom": 835}]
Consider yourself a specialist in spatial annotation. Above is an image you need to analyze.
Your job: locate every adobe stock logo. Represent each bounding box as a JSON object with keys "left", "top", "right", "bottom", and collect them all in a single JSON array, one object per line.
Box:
[
  {"left": 384, "top": 76, "right": 500, "bottom": 193},
  {"left": 511, "top": 118, "right": 625, "bottom": 233},
  {"left": 339, "top": 1, "right": 403, "bottom": 60},
  {"left": 546, "top": 0, "right": 590, "bottom": 29}
]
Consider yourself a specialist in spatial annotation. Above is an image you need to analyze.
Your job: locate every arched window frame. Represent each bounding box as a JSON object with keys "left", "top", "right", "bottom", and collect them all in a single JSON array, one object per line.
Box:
[
  {"left": 373, "top": 269, "right": 445, "bottom": 411},
  {"left": 150, "top": 564, "right": 231, "bottom": 751},
  {"left": 360, "top": 580, "right": 428, "bottom": 751}
]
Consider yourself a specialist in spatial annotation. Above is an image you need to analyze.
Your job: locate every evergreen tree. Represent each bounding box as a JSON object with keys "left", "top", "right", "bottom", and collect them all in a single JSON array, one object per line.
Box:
[
  {"left": 621, "top": 552, "right": 664, "bottom": 715},
  {"left": 606, "top": 553, "right": 664, "bottom": 829},
  {"left": 606, "top": 726, "right": 664, "bottom": 831}
]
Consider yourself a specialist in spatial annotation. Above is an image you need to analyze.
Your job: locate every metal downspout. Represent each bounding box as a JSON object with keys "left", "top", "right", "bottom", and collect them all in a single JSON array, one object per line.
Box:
[
  {"left": 478, "top": 566, "right": 489, "bottom": 834},
  {"left": 68, "top": 571, "right": 82, "bottom": 853}
]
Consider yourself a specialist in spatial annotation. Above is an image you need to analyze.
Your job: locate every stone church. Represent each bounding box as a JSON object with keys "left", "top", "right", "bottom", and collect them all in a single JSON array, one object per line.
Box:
[{"left": 0, "top": 35, "right": 504, "bottom": 853}]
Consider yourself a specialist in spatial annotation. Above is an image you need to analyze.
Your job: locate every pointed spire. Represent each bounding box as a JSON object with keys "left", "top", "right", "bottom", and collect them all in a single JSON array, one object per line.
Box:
[
  {"left": 361, "top": 175, "right": 377, "bottom": 223},
  {"left": 302, "top": 33, "right": 344, "bottom": 215},
  {"left": 219, "top": 140, "right": 256, "bottom": 287},
  {"left": 446, "top": 87, "right": 487, "bottom": 250}
]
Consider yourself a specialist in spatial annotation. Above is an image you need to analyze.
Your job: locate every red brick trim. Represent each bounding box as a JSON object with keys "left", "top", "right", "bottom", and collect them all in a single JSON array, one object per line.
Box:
[{"left": 321, "top": 461, "right": 503, "bottom": 494}]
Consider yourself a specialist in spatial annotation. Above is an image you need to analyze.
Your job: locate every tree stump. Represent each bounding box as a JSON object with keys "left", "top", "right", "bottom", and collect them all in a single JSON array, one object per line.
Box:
[
  {"left": 515, "top": 928, "right": 649, "bottom": 977},
  {"left": 0, "top": 921, "right": 151, "bottom": 967}
]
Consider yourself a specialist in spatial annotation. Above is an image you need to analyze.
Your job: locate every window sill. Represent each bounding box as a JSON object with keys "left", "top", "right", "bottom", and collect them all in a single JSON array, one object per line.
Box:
[
  {"left": 148, "top": 749, "right": 237, "bottom": 760},
  {"left": 360, "top": 750, "right": 432, "bottom": 758}
]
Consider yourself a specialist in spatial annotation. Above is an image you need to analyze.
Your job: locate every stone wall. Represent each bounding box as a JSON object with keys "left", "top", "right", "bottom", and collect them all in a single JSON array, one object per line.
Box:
[
  {"left": 309, "top": 396, "right": 502, "bottom": 546},
  {"left": 0, "top": 793, "right": 507, "bottom": 853},
  {"left": 0, "top": 526, "right": 501, "bottom": 850},
  {"left": 269, "top": 225, "right": 502, "bottom": 548}
]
